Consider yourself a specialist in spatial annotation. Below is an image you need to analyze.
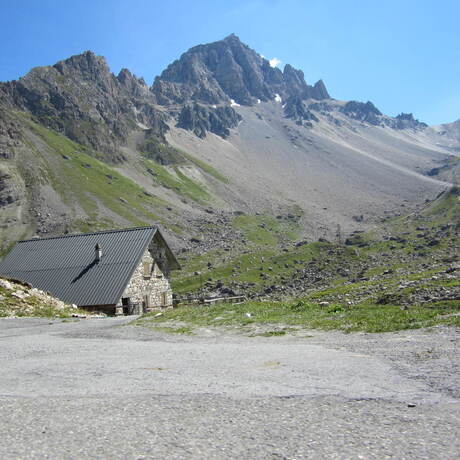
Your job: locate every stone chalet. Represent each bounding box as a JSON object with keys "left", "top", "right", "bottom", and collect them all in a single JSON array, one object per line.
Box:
[{"left": 0, "top": 226, "right": 180, "bottom": 315}]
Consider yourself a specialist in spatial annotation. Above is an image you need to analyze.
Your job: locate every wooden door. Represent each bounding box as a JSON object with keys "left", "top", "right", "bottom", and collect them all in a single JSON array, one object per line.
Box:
[{"left": 143, "top": 295, "right": 150, "bottom": 312}]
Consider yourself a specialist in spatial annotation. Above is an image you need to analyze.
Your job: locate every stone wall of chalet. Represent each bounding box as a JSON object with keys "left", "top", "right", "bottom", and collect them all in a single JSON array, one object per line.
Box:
[{"left": 119, "top": 249, "right": 173, "bottom": 311}]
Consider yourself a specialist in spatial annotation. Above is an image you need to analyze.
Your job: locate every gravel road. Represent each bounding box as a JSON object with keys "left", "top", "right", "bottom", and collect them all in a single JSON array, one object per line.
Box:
[{"left": 0, "top": 317, "right": 458, "bottom": 459}]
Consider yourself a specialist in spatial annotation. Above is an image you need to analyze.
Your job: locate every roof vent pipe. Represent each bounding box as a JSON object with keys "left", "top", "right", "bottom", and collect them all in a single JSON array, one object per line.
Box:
[{"left": 95, "top": 243, "right": 102, "bottom": 262}]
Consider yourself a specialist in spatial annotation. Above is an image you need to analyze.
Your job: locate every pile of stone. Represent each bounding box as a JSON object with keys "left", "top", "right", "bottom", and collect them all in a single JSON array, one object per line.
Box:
[
  {"left": 0, "top": 277, "right": 82, "bottom": 317},
  {"left": 1, "top": 277, "right": 74, "bottom": 308}
]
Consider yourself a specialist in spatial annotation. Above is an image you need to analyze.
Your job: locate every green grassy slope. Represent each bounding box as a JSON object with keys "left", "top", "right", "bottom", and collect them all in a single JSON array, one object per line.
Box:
[
  {"left": 136, "top": 298, "right": 460, "bottom": 334},
  {"left": 12, "top": 113, "right": 229, "bottom": 236},
  {"left": 138, "top": 188, "right": 459, "bottom": 334},
  {"left": 172, "top": 187, "right": 460, "bottom": 310},
  {"left": 20, "top": 115, "right": 169, "bottom": 228},
  {"left": 142, "top": 158, "right": 211, "bottom": 204}
]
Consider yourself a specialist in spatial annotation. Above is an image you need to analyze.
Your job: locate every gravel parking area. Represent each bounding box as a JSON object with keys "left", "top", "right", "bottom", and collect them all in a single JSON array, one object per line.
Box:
[{"left": 0, "top": 317, "right": 459, "bottom": 459}]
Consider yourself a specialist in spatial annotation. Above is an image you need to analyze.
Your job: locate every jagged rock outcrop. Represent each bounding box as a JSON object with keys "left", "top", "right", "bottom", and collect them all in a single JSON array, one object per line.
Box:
[
  {"left": 0, "top": 51, "right": 168, "bottom": 163},
  {"left": 311, "top": 80, "right": 330, "bottom": 100},
  {"left": 391, "top": 113, "right": 428, "bottom": 130},
  {"left": 283, "top": 96, "right": 319, "bottom": 125},
  {"left": 0, "top": 108, "right": 21, "bottom": 159},
  {"left": 0, "top": 171, "right": 21, "bottom": 206},
  {"left": 177, "top": 103, "right": 241, "bottom": 138},
  {"left": 340, "top": 101, "right": 382, "bottom": 125},
  {"left": 116, "top": 68, "right": 150, "bottom": 98},
  {"left": 282, "top": 65, "right": 311, "bottom": 98},
  {"left": 307, "top": 101, "right": 336, "bottom": 113}
]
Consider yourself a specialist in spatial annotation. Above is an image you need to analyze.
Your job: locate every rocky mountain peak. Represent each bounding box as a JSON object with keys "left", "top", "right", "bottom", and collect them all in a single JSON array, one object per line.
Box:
[
  {"left": 222, "top": 33, "right": 241, "bottom": 42},
  {"left": 149, "top": 35, "right": 332, "bottom": 136},
  {"left": 52, "top": 51, "right": 111, "bottom": 82},
  {"left": 312, "top": 79, "right": 330, "bottom": 100},
  {"left": 283, "top": 64, "right": 309, "bottom": 97},
  {"left": 117, "top": 68, "right": 150, "bottom": 97},
  {"left": 152, "top": 35, "right": 330, "bottom": 107},
  {"left": 13, "top": 50, "right": 118, "bottom": 100}
]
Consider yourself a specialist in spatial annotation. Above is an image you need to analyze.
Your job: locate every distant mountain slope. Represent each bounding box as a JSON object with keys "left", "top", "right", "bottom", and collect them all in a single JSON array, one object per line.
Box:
[
  {"left": 167, "top": 99, "right": 454, "bottom": 238},
  {"left": 171, "top": 186, "right": 460, "bottom": 302},
  {"left": 0, "top": 35, "right": 458, "bottom": 254},
  {"left": 434, "top": 119, "right": 460, "bottom": 147}
]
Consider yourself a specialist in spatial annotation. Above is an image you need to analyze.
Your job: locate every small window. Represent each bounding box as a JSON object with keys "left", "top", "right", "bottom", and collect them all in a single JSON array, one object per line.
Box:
[
  {"left": 143, "top": 261, "right": 152, "bottom": 278},
  {"left": 143, "top": 295, "right": 150, "bottom": 312},
  {"left": 153, "top": 262, "right": 163, "bottom": 278}
]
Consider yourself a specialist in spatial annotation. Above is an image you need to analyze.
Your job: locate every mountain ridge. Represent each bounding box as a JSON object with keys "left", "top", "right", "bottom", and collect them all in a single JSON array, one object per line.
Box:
[
  {"left": 0, "top": 36, "right": 451, "bottom": 154},
  {"left": 0, "top": 35, "right": 459, "bottom": 256}
]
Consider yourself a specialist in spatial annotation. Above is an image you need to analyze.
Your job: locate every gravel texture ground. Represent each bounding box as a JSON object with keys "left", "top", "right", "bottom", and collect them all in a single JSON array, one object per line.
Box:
[{"left": 0, "top": 317, "right": 458, "bottom": 459}]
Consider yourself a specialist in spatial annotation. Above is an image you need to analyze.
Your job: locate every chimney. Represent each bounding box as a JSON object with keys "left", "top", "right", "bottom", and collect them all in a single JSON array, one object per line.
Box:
[{"left": 95, "top": 243, "right": 102, "bottom": 262}]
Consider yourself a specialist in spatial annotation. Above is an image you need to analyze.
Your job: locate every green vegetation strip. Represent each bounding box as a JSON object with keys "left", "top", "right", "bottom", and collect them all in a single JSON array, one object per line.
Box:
[
  {"left": 134, "top": 299, "right": 460, "bottom": 334},
  {"left": 180, "top": 151, "right": 229, "bottom": 183},
  {"left": 37, "top": 125, "right": 164, "bottom": 216},
  {"left": 142, "top": 158, "right": 210, "bottom": 204},
  {"left": 232, "top": 214, "right": 300, "bottom": 246}
]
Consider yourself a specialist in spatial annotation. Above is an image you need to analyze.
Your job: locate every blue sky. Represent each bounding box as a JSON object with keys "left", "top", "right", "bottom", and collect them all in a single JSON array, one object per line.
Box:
[{"left": 1, "top": 0, "right": 458, "bottom": 124}]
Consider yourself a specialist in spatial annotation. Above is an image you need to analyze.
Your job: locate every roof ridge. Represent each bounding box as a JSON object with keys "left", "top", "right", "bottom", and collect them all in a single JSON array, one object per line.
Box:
[{"left": 19, "top": 226, "right": 157, "bottom": 243}]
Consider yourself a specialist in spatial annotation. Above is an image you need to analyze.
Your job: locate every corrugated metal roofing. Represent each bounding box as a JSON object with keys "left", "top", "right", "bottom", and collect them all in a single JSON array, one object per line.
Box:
[{"left": 0, "top": 226, "right": 159, "bottom": 306}]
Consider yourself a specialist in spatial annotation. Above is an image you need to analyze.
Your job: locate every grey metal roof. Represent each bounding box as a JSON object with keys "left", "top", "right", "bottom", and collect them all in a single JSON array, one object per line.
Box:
[{"left": 0, "top": 226, "right": 160, "bottom": 306}]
